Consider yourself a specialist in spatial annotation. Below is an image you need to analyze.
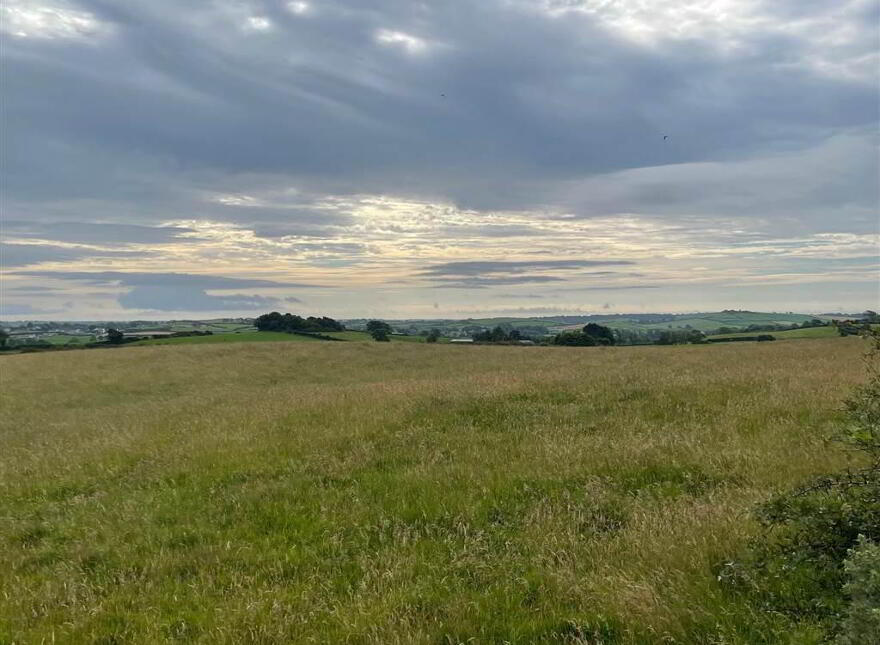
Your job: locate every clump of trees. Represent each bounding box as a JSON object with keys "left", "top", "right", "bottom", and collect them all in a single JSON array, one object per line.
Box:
[
  {"left": 475, "top": 326, "right": 517, "bottom": 343},
  {"left": 472, "top": 326, "right": 532, "bottom": 343},
  {"left": 714, "top": 319, "right": 829, "bottom": 336},
  {"left": 254, "top": 312, "right": 344, "bottom": 333},
  {"left": 721, "top": 328, "right": 880, "bottom": 641},
  {"left": 366, "top": 320, "right": 392, "bottom": 342},
  {"left": 425, "top": 328, "right": 441, "bottom": 343},
  {"left": 837, "top": 319, "right": 875, "bottom": 337},
  {"left": 552, "top": 323, "right": 616, "bottom": 346},
  {"left": 654, "top": 329, "right": 707, "bottom": 345}
]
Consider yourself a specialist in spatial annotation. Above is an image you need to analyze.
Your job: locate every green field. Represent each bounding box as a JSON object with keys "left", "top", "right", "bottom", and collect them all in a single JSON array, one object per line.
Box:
[
  {"left": 325, "top": 331, "right": 430, "bottom": 342},
  {"left": 167, "top": 322, "right": 256, "bottom": 333},
  {"left": 708, "top": 326, "right": 839, "bottom": 340},
  {"left": 583, "top": 313, "right": 821, "bottom": 333},
  {"left": 44, "top": 334, "right": 95, "bottom": 345},
  {"left": 0, "top": 338, "right": 868, "bottom": 643},
  {"left": 134, "top": 330, "right": 431, "bottom": 346},
  {"left": 356, "top": 311, "right": 830, "bottom": 339},
  {"left": 133, "top": 331, "right": 323, "bottom": 346}
]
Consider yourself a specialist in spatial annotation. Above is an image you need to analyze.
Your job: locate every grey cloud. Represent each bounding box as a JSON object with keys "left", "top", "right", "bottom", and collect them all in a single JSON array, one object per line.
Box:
[
  {"left": 441, "top": 224, "right": 552, "bottom": 238},
  {"left": 0, "top": 303, "right": 62, "bottom": 315},
  {"left": 15, "top": 271, "right": 320, "bottom": 289},
  {"left": 420, "top": 259, "right": 635, "bottom": 277},
  {"left": 2, "top": 285, "right": 64, "bottom": 292},
  {"left": 0, "top": 0, "right": 876, "bottom": 316},
  {"left": 430, "top": 275, "right": 568, "bottom": 289},
  {"left": 3, "top": 221, "right": 198, "bottom": 244},
  {"left": 117, "top": 286, "right": 282, "bottom": 311},
  {"left": 0, "top": 243, "right": 147, "bottom": 268},
  {"left": 558, "top": 132, "right": 879, "bottom": 233},
  {"left": 2, "top": 0, "right": 875, "bottom": 218}
]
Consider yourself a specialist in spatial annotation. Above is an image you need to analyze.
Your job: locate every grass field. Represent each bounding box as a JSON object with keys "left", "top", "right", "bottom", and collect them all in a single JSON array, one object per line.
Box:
[
  {"left": 44, "top": 334, "right": 95, "bottom": 345},
  {"left": 325, "top": 331, "right": 431, "bottom": 342},
  {"left": 167, "top": 322, "right": 256, "bottom": 333},
  {"left": 707, "top": 326, "right": 839, "bottom": 340},
  {"left": 0, "top": 338, "right": 867, "bottom": 643},
  {"left": 133, "top": 331, "right": 324, "bottom": 346},
  {"left": 134, "top": 331, "right": 430, "bottom": 346}
]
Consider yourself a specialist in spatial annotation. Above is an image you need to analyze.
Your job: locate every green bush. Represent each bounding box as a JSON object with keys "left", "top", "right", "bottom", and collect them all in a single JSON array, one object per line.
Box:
[
  {"left": 721, "top": 330, "right": 880, "bottom": 637},
  {"left": 837, "top": 536, "right": 880, "bottom": 645}
]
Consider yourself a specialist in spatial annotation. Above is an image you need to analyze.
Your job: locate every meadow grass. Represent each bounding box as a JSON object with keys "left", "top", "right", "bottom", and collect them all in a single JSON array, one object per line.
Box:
[
  {"left": 44, "top": 334, "right": 94, "bottom": 345},
  {"left": 0, "top": 338, "right": 866, "bottom": 643},
  {"left": 133, "top": 331, "right": 323, "bottom": 346},
  {"left": 707, "top": 326, "right": 838, "bottom": 340},
  {"left": 325, "top": 331, "right": 430, "bottom": 342},
  {"left": 136, "top": 330, "right": 428, "bottom": 346}
]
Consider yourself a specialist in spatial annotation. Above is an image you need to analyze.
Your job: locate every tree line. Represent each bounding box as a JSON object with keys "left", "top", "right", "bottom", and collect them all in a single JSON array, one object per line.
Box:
[{"left": 254, "top": 312, "right": 345, "bottom": 333}]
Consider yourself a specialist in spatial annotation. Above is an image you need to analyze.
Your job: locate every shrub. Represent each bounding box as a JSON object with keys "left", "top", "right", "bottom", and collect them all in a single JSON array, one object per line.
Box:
[
  {"left": 837, "top": 536, "right": 880, "bottom": 645},
  {"left": 721, "top": 330, "right": 880, "bottom": 638},
  {"left": 552, "top": 331, "right": 597, "bottom": 346}
]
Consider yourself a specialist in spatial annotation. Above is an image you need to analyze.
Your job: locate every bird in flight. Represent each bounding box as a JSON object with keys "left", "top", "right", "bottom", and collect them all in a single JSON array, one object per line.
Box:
[{"left": 663, "top": 135, "right": 669, "bottom": 140}]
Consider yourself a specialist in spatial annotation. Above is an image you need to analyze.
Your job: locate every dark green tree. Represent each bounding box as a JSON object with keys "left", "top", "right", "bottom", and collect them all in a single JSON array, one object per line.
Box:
[
  {"left": 552, "top": 331, "right": 597, "bottom": 346},
  {"left": 106, "top": 328, "right": 125, "bottom": 344},
  {"left": 0, "top": 327, "right": 8, "bottom": 348},
  {"left": 366, "top": 320, "right": 393, "bottom": 341},
  {"left": 426, "top": 328, "right": 441, "bottom": 343},
  {"left": 255, "top": 312, "right": 344, "bottom": 333},
  {"left": 583, "top": 323, "right": 615, "bottom": 345}
]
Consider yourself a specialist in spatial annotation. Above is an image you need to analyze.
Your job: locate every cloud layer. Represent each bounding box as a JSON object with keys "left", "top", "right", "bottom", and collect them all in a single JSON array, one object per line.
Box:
[{"left": 1, "top": 0, "right": 877, "bottom": 318}]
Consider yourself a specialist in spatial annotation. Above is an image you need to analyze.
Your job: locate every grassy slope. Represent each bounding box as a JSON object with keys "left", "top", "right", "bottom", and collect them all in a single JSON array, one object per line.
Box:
[
  {"left": 44, "top": 334, "right": 94, "bottom": 345},
  {"left": 708, "top": 326, "right": 838, "bottom": 340},
  {"left": 0, "top": 338, "right": 867, "bottom": 644},
  {"left": 136, "top": 331, "right": 428, "bottom": 346},
  {"left": 132, "top": 331, "right": 322, "bottom": 346},
  {"left": 598, "top": 313, "right": 817, "bottom": 333},
  {"left": 326, "top": 331, "right": 428, "bottom": 342},
  {"left": 168, "top": 322, "right": 256, "bottom": 333}
]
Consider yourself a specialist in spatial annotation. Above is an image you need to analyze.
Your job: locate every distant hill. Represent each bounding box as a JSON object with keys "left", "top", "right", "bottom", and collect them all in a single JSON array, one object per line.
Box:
[{"left": 344, "top": 311, "right": 828, "bottom": 338}]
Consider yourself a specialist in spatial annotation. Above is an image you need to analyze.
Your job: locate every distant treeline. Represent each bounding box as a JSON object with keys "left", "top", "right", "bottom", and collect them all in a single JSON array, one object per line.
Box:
[
  {"left": 472, "top": 327, "right": 532, "bottom": 343},
  {"left": 714, "top": 318, "right": 826, "bottom": 335},
  {"left": 254, "top": 312, "right": 345, "bottom": 333},
  {"left": 552, "top": 323, "right": 617, "bottom": 346}
]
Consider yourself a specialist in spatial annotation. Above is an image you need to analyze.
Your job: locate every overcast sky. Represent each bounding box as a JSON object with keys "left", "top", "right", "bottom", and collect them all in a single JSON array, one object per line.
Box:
[{"left": 1, "top": 0, "right": 878, "bottom": 320}]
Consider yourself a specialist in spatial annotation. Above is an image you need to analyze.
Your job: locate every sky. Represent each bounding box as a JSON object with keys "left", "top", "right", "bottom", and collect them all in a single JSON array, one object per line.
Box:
[{"left": 1, "top": 0, "right": 878, "bottom": 321}]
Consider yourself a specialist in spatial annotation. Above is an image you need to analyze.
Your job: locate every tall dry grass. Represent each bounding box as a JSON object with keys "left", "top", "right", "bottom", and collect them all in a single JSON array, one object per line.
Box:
[{"left": 0, "top": 338, "right": 865, "bottom": 643}]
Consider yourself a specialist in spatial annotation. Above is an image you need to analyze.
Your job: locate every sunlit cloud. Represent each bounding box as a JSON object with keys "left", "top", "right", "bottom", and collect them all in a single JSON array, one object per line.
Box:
[
  {"left": 244, "top": 16, "right": 271, "bottom": 31},
  {"left": 375, "top": 29, "right": 428, "bottom": 53},
  {"left": 1, "top": 1, "right": 110, "bottom": 40},
  {"left": 287, "top": 1, "right": 310, "bottom": 15}
]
